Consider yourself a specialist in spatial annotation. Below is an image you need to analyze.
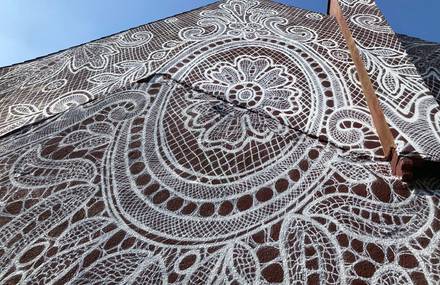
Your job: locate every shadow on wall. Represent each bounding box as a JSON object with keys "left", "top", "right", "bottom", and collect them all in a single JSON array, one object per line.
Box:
[{"left": 398, "top": 34, "right": 440, "bottom": 105}]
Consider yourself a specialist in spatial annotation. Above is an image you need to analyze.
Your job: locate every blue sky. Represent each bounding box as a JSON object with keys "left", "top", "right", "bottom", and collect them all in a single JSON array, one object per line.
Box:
[{"left": 0, "top": 0, "right": 439, "bottom": 67}]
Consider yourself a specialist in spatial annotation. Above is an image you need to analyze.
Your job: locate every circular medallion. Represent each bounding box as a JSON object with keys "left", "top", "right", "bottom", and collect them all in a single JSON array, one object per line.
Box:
[{"left": 106, "top": 37, "right": 341, "bottom": 246}]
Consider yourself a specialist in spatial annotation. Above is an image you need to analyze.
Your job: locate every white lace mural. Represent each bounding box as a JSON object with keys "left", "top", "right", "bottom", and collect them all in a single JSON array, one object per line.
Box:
[
  {"left": 338, "top": 0, "right": 440, "bottom": 161},
  {"left": 0, "top": 0, "right": 439, "bottom": 284}
]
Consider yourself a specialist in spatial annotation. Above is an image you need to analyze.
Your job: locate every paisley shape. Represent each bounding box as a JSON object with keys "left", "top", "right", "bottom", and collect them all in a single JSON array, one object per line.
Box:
[{"left": 11, "top": 146, "right": 97, "bottom": 188}]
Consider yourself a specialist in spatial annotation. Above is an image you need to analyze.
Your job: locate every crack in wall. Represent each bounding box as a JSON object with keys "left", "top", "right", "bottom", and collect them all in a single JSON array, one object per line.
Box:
[
  {"left": 0, "top": 71, "right": 381, "bottom": 166},
  {"left": 139, "top": 72, "right": 382, "bottom": 164}
]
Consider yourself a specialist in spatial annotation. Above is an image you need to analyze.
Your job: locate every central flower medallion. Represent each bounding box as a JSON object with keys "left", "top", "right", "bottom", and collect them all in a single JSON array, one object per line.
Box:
[
  {"left": 197, "top": 55, "right": 301, "bottom": 116},
  {"left": 106, "top": 42, "right": 335, "bottom": 245},
  {"left": 227, "top": 82, "right": 264, "bottom": 108}
]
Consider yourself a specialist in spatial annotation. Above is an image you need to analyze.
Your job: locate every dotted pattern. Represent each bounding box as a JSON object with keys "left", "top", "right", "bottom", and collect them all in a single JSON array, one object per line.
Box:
[{"left": 0, "top": 1, "right": 439, "bottom": 285}]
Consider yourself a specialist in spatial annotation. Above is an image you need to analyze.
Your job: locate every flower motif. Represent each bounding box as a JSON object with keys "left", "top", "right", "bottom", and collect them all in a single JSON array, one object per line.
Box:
[
  {"left": 183, "top": 92, "right": 288, "bottom": 153},
  {"left": 197, "top": 56, "right": 302, "bottom": 120},
  {"left": 228, "top": 22, "right": 269, "bottom": 40},
  {"left": 189, "top": 0, "right": 278, "bottom": 41},
  {"left": 0, "top": 53, "right": 69, "bottom": 92},
  {"left": 68, "top": 43, "right": 117, "bottom": 72},
  {"left": 185, "top": 55, "right": 302, "bottom": 153}
]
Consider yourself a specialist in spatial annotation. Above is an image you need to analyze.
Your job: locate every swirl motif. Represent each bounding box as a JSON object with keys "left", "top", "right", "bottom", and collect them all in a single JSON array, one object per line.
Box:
[
  {"left": 327, "top": 108, "right": 375, "bottom": 148},
  {"left": 1, "top": 1, "right": 440, "bottom": 284},
  {"left": 179, "top": 0, "right": 279, "bottom": 41},
  {"left": 350, "top": 14, "right": 393, "bottom": 34},
  {"left": 305, "top": 13, "right": 324, "bottom": 21},
  {"left": 265, "top": 16, "right": 318, "bottom": 43},
  {"left": 114, "top": 31, "right": 153, "bottom": 48}
]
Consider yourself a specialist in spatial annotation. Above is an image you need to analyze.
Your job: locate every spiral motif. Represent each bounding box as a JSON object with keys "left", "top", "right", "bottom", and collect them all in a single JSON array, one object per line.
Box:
[{"left": 350, "top": 14, "right": 393, "bottom": 34}]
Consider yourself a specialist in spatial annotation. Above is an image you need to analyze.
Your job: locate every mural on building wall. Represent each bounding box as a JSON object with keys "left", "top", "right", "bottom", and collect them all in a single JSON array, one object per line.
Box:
[
  {"left": 0, "top": 0, "right": 439, "bottom": 284},
  {"left": 338, "top": 0, "right": 440, "bottom": 161},
  {"left": 398, "top": 34, "right": 440, "bottom": 105}
]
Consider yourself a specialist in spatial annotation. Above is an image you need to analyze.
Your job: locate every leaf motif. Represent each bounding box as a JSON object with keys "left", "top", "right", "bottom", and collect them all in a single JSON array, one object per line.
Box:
[
  {"left": 115, "top": 60, "right": 144, "bottom": 70},
  {"left": 226, "top": 242, "right": 260, "bottom": 285},
  {"left": 366, "top": 48, "right": 403, "bottom": 58},
  {"left": 0, "top": 185, "right": 97, "bottom": 274},
  {"left": 280, "top": 215, "right": 342, "bottom": 284},
  {"left": 89, "top": 73, "right": 120, "bottom": 84},
  {"left": 70, "top": 250, "right": 157, "bottom": 285},
  {"left": 16, "top": 241, "right": 49, "bottom": 267},
  {"left": 304, "top": 193, "right": 430, "bottom": 241},
  {"left": 186, "top": 252, "right": 223, "bottom": 285},
  {"left": 23, "top": 244, "right": 97, "bottom": 285},
  {"left": 114, "top": 61, "right": 147, "bottom": 83},
  {"left": 395, "top": 66, "right": 419, "bottom": 76},
  {"left": 331, "top": 160, "right": 375, "bottom": 183},
  {"left": 382, "top": 71, "right": 399, "bottom": 94},
  {"left": 56, "top": 217, "right": 114, "bottom": 248}
]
